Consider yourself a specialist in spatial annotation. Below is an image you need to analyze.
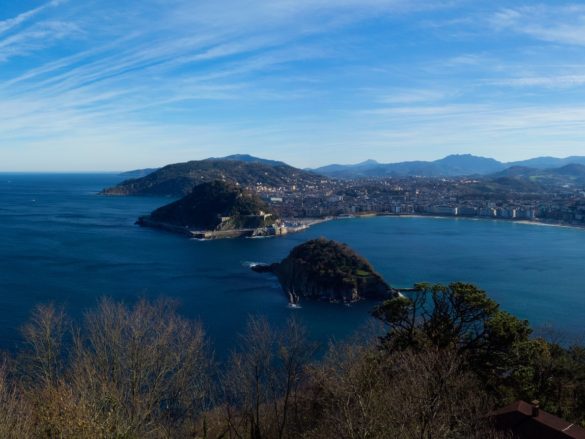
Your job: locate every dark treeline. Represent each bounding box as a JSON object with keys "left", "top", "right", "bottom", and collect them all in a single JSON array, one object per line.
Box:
[{"left": 1, "top": 283, "right": 584, "bottom": 438}]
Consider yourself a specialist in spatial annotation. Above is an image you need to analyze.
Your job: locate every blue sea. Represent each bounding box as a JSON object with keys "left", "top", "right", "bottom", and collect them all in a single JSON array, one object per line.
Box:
[{"left": 0, "top": 173, "right": 584, "bottom": 354}]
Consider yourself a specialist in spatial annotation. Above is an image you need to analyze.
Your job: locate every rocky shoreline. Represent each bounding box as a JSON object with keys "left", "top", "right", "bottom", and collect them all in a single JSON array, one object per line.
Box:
[
  {"left": 136, "top": 215, "right": 330, "bottom": 240},
  {"left": 136, "top": 216, "right": 291, "bottom": 239}
]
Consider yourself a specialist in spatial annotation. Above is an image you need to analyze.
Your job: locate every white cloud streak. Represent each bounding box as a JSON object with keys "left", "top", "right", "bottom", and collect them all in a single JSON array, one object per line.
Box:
[
  {"left": 0, "top": 0, "right": 65, "bottom": 35},
  {"left": 491, "top": 5, "right": 585, "bottom": 46},
  {"left": 0, "top": 20, "right": 79, "bottom": 61},
  {"left": 490, "top": 75, "right": 585, "bottom": 88},
  {"left": 2, "top": 0, "right": 585, "bottom": 170}
]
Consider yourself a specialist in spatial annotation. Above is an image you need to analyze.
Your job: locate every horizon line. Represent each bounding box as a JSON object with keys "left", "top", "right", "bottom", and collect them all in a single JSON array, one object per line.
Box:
[{"left": 2, "top": 152, "right": 585, "bottom": 173}]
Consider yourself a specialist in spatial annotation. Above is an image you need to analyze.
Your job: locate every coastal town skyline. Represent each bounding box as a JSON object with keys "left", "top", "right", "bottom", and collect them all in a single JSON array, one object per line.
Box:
[{"left": 2, "top": 1, "right": 585, "bottom": 171}]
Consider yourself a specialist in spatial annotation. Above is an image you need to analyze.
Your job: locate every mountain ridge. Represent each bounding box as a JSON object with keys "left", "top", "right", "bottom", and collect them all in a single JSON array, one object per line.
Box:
[
  {"left": 108, "top": 154, "right": 585, "bottom": 193},
  {"left": 312, "top": 154, "right": 585, "bottom": 178},
  {"left": 491, "top": 163, "right": 585, "bottom": 185}
]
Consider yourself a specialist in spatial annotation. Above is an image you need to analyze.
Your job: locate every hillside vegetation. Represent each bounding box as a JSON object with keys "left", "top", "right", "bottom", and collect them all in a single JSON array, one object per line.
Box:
[
  {"left": 2, "top": 285, "right": 585, "bottom": 437},
  {"left": 102, "top": 157, "right": 325, "bottom": 197},
  {"left": 145, "top": 180, "right": 276, "bottom": 230},
  {"left": 255, "top": 238, "right": 391, "bottom": 302}
]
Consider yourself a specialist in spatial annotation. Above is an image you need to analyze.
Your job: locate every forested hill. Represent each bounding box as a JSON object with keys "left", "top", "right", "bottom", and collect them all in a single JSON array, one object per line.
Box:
[
  {"left": 145, "top": 181, "right": 276, "bottom": 230},
  {"left": 101, "top": 157, "right": 325, "bottom": 197}
]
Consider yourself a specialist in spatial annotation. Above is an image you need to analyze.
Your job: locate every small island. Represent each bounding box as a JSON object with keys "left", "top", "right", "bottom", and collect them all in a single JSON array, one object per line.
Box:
[
  {"left": 252, "top": 238, "right": 393, "bottom": 304},
  {"left": 137, "top": 180, "right": 289, "bottom": 239}
]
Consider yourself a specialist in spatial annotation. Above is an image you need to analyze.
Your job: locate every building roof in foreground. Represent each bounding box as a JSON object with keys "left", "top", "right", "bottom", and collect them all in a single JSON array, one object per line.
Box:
[{"left": 490, "top": 400, "right": 585, "bottom": 439}]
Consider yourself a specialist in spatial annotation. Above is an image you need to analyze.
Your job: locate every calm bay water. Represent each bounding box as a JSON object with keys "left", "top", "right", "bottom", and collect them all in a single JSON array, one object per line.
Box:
[{"left": 0, "top": 173, "right": 584, "bottom": 353}]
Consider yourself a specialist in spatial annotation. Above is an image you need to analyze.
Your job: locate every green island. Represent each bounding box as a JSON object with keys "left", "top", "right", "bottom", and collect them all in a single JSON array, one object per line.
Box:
[{"left": 252, "top": 238, "right": 392, "bottom": 303}]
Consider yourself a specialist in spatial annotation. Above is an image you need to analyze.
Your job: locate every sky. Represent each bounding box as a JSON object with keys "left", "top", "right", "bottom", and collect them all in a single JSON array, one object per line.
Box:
[{"left": 1, "top": 0, "right": 585, "bottom": 171}]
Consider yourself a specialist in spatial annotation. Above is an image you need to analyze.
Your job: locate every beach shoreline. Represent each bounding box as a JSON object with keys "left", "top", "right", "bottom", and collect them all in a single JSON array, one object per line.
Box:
[
  {"left": 138, "top": 211, "right": 585, "bottom": 240},
  {"left": 310, "top": 212, "right": 585, "bottom": 232}
]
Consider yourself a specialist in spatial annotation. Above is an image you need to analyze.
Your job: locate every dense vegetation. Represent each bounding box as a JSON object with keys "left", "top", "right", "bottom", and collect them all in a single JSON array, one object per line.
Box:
[
  {"left": 101, "top": 157, "right": 325, "bottom": 197},
  {"left": 1, "top": 283, "right": 585, "bottom": 438},
  {"left": 374, "top": 283, "right": 585, "bottom": 423},
  {"left": 269, "top": 238, "right": 390, "bottom": 301},
  {"left": 146, "top": 181, "right": 276, "bottom": 230}
]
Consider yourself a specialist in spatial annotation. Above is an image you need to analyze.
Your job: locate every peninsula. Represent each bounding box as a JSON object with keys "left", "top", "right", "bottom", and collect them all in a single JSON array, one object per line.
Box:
[
  {"left": 252, "top": 238, "right": 393, "bottom": 304},
  {"left": 137, "top": 180, "right": 288, "bottom": 239}
]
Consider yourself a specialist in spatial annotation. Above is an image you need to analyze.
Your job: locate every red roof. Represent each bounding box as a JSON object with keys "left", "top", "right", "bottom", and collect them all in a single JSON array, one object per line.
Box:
[{"left": 490, "top": 400, "right": 585, "bottom": 439}]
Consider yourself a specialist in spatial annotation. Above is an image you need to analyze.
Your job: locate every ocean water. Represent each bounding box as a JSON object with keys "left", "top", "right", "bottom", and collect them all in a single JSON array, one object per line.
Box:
[{"left": 0, "top": 173, "right": 584, "bottom": 354}]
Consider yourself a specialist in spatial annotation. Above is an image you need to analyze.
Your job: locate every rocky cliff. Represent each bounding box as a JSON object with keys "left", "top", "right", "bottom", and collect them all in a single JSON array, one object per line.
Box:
[{"left": 252, "top": 238, "right": 392, "bottom": 304}]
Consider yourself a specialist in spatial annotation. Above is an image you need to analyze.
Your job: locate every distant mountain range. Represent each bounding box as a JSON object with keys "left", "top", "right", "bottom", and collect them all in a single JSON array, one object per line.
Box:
[
  {"left": 492, "top": 163, "right": 585, "bottom": 185},
  {"left": 507, "top": 156, "right": 585, "bottom": 169},
  {"left": 106, "top": 153, "right": 585, "bottom": 197},
  {"left": 312, "top": 154, "right": 585, "bottom": 179},
  {"left": 103, "top": 155, "right": 325, "bottom": 197}
]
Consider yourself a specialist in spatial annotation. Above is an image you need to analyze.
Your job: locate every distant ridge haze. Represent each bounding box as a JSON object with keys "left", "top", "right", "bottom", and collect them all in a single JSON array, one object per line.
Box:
[
  {"left": 311, "top": 154, "right": 585, "bottom": 178},
  {"left": 116, "top": 153, "right": 585, "bottom": 183},
  {"left": 493, "top": 163, "right": 585, "bottom": 181}
]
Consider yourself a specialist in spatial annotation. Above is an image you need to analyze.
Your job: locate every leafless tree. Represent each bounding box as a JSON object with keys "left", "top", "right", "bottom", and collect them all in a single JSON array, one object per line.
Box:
[
  {"left": 2, "top": 299, "right": 515, "bottom": 438},
  {"left": 221, "top": 316, "right": 317, "bottom": 439},
  {"left": 306, "top": 342, "right": 506, "bottom": 439},
  {"left": 0, "top": 361, "right": 35, "bottom": 439},
  {"left": 15, "top": 298, "right": 212, "bottom": 438},
  {"left": 20, "top": 303, "right": 66, "bottom": 388},
  {"left": 67, "top": 298, "right": 213, "bottom": 437}
]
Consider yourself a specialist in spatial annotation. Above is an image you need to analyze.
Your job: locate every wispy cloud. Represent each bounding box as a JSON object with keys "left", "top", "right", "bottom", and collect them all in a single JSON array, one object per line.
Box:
[
  {"left": 490, "top": 75, "right": 585, "bottom": 89},
  {"left": 362, "top": 86, "right": 456, "bottom": 105},
  {"left": 1, "top": 0, "right": 585, "bottom": 170},
  {"left": 491, "top": 4, "right": 585, "bottom": 46},
  {"left": 0, "top": 0, "right": 65, "bottom": 35},
  {"left": 0, "top": 20, "right": 79, "bottom": 62}
]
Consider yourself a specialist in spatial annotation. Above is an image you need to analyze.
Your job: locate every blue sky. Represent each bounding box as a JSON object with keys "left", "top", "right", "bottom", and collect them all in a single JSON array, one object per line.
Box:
[{"left": 1, "top": 0, "right": 585, "bottom": 171}]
